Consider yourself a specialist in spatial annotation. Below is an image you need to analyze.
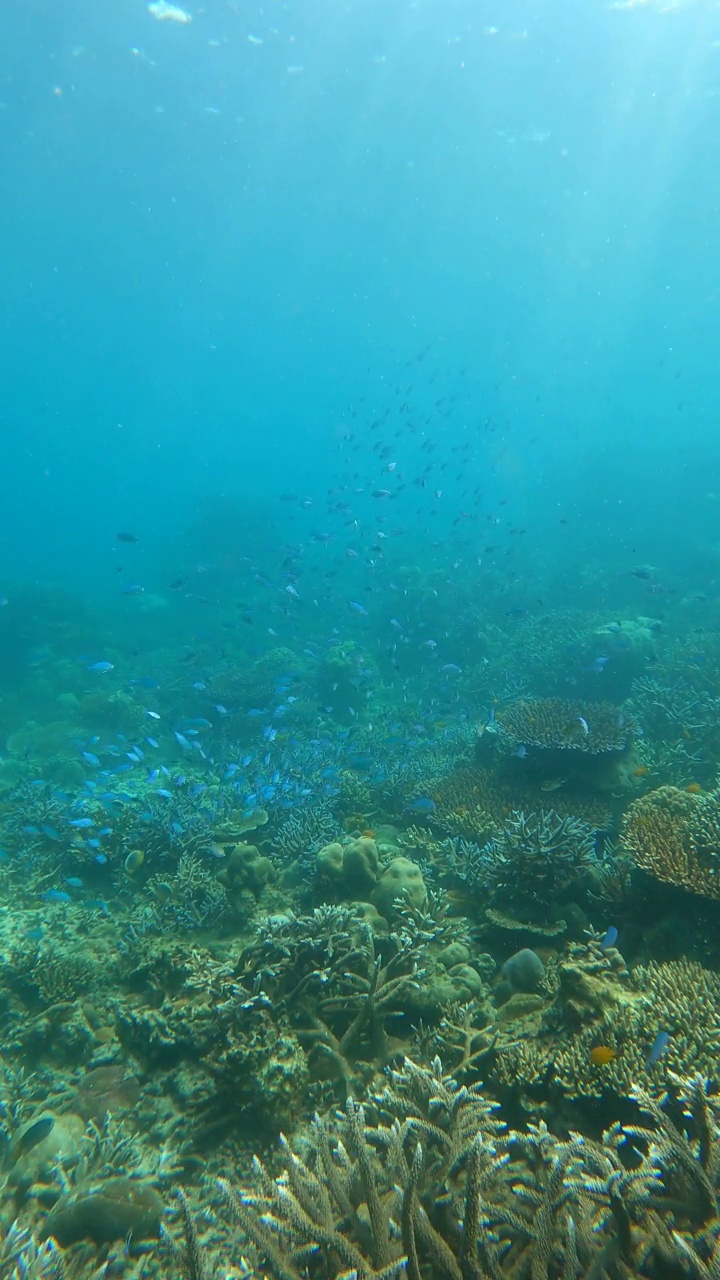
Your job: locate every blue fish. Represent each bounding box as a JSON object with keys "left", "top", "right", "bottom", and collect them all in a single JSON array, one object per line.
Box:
[
  {"left": 156, "top": 788, "right": 172, "bottom": 798},
  {"left": 146, "top": 738, "right": 159, "bottom": 749},
  {"left": 82, "top": 752, "right": 100, "bottom": 766},
  {"left": 65, "top": 877, "right": 84, "bottom": 889},
  {"left": 174, "top": 732, "right": 192, "bottom": 750},
  {"left": 600, "top": 926, "right": 619, "bottom": 950},
  {"left": 348, "top": 601, "right": 368, "bottom": 615},
  {"left": 87, "top": 899, "right": 110, "bottom": 914},
  {"left": 39, "top": 825, "right": 61, "bottom": 841},
  {"left": 348, "top": 756, "right": 373, "bottom": 773},
  {"left": 646, "top": 1031, "right": 671, "bottom": 1067},
  {"left": 87, "top": 661, "right": 114, "bottom": 674},
  {"left": 120, "top": 584, "right": 144, "bottom": 595},
  {"left": 589, "top": 656, "right": 610, "bottom": 674},
  {"left": 69, "top": 818, "right": 94, "bottom": 829},
  {"left": 41, "top": 890, "right": 72, "bottom": 905},
  {"left": 407, "top": 797, "right": 436, "bottom": 814}
]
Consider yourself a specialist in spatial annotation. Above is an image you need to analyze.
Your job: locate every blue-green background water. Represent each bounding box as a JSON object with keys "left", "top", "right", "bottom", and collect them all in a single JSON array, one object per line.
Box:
[{"left": 2, "top": 0, "right": 720, "bottom": 602}]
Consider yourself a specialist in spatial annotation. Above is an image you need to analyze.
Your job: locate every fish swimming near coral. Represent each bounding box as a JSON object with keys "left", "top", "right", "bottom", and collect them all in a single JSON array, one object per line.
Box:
[
  {"left": 11, "top": 1114, "right": 54, "bottom": 1162},
  {"left": 646, "top": 1030, "right": 671, "bottom": 1067},
  {"left": 124, "top": 849, "right": 145, "bottom": 875},
  {"left": 600, "top": 925, "right": 618, "bottom": 950},
  {"left": 589, "top": 1045, "right": 616, "bottom": 1066}
]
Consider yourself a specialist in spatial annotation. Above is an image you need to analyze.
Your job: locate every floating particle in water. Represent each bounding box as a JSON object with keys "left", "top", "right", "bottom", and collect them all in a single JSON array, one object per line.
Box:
[{"left": 148, "top": 0, "right": 192, "bottom": 21}]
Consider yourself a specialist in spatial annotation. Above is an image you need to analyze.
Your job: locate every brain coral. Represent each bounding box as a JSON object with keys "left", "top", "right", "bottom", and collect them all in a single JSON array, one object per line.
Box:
[{"left": 497, "top": 698, "right": 636, "bottom": 754}]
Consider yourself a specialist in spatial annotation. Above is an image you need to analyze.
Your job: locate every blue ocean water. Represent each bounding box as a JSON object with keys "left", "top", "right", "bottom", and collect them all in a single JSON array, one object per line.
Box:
[{"left": 2, "top": 0, "right": 720, "bottom": 596}]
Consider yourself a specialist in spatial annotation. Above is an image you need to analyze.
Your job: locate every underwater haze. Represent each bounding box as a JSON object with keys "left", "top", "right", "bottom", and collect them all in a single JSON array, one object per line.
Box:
[{"left": 4, "top": 0, "right": 720, "bottom": 1276}]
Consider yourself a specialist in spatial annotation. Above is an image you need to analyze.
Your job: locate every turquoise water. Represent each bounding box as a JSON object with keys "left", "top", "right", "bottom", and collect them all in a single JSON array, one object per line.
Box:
[
  {"left": 3, "top": 0, "right": 720, "bottom": 589},
  {"left": 4, "top": 1, "right": 720, "bottom": 1273}
]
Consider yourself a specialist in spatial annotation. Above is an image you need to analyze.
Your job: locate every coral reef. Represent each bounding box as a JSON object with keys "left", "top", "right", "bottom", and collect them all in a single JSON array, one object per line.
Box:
[
  {"left": 218, "top": 1056, "right": 720, "bottom": 1280},
  {"left": 498, "top": 697, "right": 636, "bottom": 753},
  {"left": 621, "top": 785, "right": 720, "bottom": 899},
  {"left": 467, "top": 809, "right": 596, "bottom": 920}
]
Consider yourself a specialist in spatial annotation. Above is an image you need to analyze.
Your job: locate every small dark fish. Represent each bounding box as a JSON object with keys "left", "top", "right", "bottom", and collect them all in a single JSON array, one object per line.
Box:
[
  {"left": 600, "top": 926, "right": 618, "bottom": 950},
  {"left": 12, "top": 1115, "right": 55, "bottom": 1162},
  {"left": 116, "top": 532, "right": 139, "bottom": 543},
  {"left": 169, "top": 577, "right": 187, "bottom": 590},
  {"left": 646, "top": 1031, "right": 671, "bottom": 1067}
]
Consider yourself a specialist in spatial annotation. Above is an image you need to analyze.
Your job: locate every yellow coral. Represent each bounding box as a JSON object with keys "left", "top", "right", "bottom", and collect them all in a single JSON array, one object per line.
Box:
[
  {"left": 498, "top": 698, "right": 636, "bottom": 753},
  {"left": 621, "top": 785, "right": 720, "bottom": 899}
]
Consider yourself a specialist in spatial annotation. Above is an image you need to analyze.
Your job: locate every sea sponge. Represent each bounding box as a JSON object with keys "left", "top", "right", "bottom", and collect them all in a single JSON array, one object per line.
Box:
[{"left": 371, "top": 856, "right": 427, "bottom": 916}]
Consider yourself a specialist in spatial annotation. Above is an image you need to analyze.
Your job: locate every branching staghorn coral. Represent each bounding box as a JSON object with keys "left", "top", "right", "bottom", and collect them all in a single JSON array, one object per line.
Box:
[
  {"left": 629, "top": 675, "right": 720, "bottom": 748},
  {"left": 236, "top": 907, "right": 428, "bottom": 1096},
  {"left": 213, "top": 1058, "right": 720, "bottom": 1280},
  {"left": 467, "top": 809, "right": 596, "bottom": 915},
  {"left": 272, "top": 801, "right": 342, "bottom": 860},
  {"left": 0, "top": 1223, "right": 66, "bottom": 1280},
  {"left": 137, "top": 853, "right": 229, "bottom": 932}
]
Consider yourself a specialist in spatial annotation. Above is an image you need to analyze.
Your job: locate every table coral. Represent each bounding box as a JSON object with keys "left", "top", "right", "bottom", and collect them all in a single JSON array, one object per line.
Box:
[{"left": 498, "top": 697, "right": 636, "bottom": 753}]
